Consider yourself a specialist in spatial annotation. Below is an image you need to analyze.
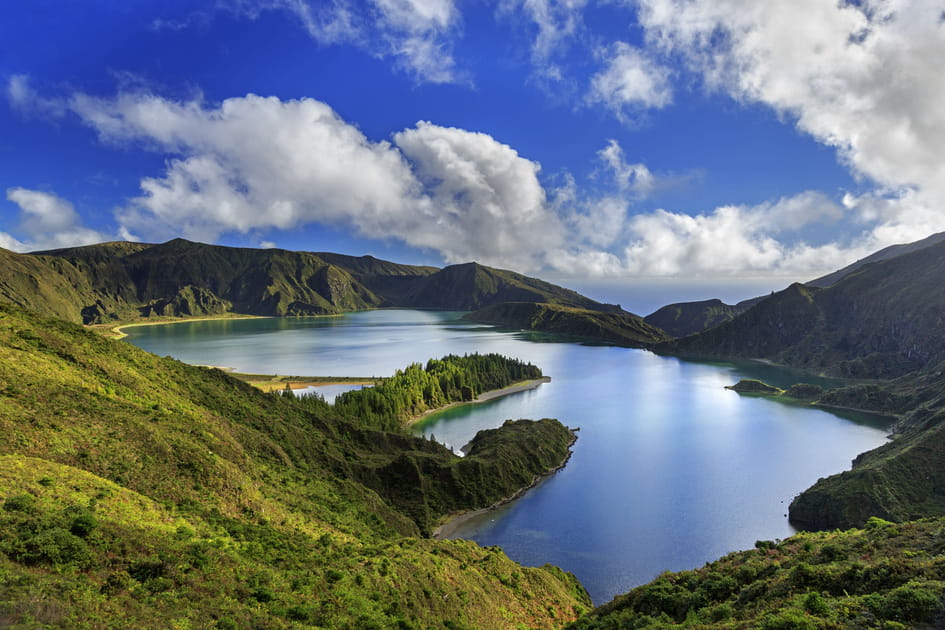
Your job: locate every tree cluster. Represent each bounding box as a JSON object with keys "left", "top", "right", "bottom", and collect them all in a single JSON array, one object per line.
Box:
[{"left": 332, "top": 353, "right": 541, "bottom": 431}]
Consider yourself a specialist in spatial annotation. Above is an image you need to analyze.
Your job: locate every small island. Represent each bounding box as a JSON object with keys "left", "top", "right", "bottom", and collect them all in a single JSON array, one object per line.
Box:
[
  {"left": 726, "top": 379, "right": 826, "bottom": 401},
  {"left": 725, "top": 378, "right": 785, "bottom": 395}
]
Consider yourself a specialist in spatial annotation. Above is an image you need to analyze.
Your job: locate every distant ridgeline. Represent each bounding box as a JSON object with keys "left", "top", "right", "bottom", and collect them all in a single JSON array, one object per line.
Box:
[
  {"left": 330, "top": 353, "right": 541, "bottom": 431},
  {"left": 0, "top": 238, "right": 664, "bottom": 347},
  {"left": 0, "top": 303, "right": 587, "bottom": 628}
]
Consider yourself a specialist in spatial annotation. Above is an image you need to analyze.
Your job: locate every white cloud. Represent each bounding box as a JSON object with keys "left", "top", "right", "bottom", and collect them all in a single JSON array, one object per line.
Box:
[
  {"left": 588, "top": 42, "right": 672, "bottom": 118},
  {"left": 12, "top": 75, "right": 927, "bottom": 284},
  {"left": 394, "top": 121, "right": 566, "bottom": 269},
  {"left": 622, "top": 191, "right": 859, "bottom": 276},
  {"left": 68, "top": 93, "right": 427, "bottom": 241},
  {"left": 6, "top": 75, "right": 66, "bottom": 118},
  {"left": 499, "top": 0, "right": 588, "bottom": 79},
  {"left": 598, "top": 139, "right": 655, "bottom": 196},
  {"left": 635, "top": 0, "right": 945, "bottom": 246},
  {"left": 3, "top": 188, "right": 110, "bottom": 252},
  {"left": 228, "top": 0, "right": 461, "bottom": 83},
  {"left": 65, "top": 91, "right": 569, "bottom": 271}
]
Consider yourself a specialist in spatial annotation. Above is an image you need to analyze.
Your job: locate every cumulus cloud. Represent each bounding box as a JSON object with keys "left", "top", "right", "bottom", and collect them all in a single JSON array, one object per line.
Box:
[
  {"left": 2, "top": 188, "right": 111, "bottom": 252},
  {"left": 10, "top": 75, "right": 926, "bottom": 283},
  {"left": 634, "top": 0, "right": 945, "bottom": 245},
  {"left": 65, "top": 89, "right": 865, "bottom": 279},
  {"left": 394, "top": 122, "right": 566, "bottom": 269},
  {"left": 227, "top": 0, "right": 460, "bottom": 83},
  {"left": 62, "top": 90, "right": 567, "bottom": 271},
  {"left": 68, "top": 92, "right": 426, "bottom": 240},
  {"left": 588, "top": 42, "right": 672, "bottom": 118},
  {"left": 622, "top": 191, "right": 862, "bottom": 276}
]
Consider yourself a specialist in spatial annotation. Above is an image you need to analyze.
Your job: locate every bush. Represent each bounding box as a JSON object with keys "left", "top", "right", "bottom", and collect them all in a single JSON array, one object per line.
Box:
[
  {"left": 18, "top": 527, "right": 92, "bottom": 567},
  {"left": 760, "top": 609, "right": 819, "bottom": 630},
  {"left": 803, "top": 591, "right": 829, "bottom": 616},
  {"left": 69, "top": 512, "right": 98, "bottom": 537},
  {"left": 3, "top": 494, "right": 37, "bottom": 513}
]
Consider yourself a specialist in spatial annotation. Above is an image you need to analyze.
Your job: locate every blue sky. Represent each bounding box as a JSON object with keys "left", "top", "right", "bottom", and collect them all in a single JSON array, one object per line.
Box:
[{"left": 2, "top": 1, "right": 944, "bottom": 313}]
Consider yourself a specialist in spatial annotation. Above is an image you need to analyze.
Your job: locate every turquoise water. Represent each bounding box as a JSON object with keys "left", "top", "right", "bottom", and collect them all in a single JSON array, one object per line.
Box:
[{"left": 124, "top": 310, "right": 890, "bottom": 605}]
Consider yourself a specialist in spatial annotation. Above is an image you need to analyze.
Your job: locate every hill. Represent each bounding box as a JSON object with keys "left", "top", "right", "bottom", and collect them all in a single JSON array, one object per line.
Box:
[
  {"left": 642, "top": 232, "right": 945, "bottom": 340},
  {"left": 808, "top": 230, "right": 945, "bottom": 288},
  {"left": 657, "top": 238, "right": 945, "bottom": 379},
  {"left": 643, "top": 297, "right": 761, "bottom": 338},
  {"left": 0, "top": 303, "right": 590, "bottom": 628},
  {"left": 568, "top": 516, "right": 945, "bottom": 629},
  {"left": 0, "top": 239, "right": 667, "bottom": 346},
  {"left": 466, "top": 302, "right": 669, "bottom": 347}
]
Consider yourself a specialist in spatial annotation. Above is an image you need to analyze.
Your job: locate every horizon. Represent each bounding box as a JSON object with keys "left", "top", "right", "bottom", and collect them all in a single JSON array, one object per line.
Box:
[{"left": 3, "top": 1, "right": 943, "bottom": 294}]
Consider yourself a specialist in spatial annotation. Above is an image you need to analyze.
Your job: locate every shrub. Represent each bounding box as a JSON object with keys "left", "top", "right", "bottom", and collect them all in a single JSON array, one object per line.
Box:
[
  {"left": 18, "top": 527, "right": 92, "bottom": 567},
  {"left": 3, "top": 494, "right": 37, "bottom": 513},
  {"left": 760, "top": 609, "right": 819, "bottom": 630},
  {"left": 881, "top": 582, "right": 943, "bottom": 622},
  {"left": 803, "top": 591, "right": 829, "bottom": 616},
  {"left": 69, "top": 512, "right": 98, "bottom": 537}
]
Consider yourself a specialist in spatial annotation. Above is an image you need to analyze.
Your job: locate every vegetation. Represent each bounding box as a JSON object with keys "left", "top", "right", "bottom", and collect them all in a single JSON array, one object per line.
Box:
[
  {"left": 1, "top": 239, "right": 625, "bottom": 326},
  {"left": 9, "top": 233, "right": 945, "bottom": 628},
  {"left": 726, "top": 379, "right": 785, "bottom": 396},
  {"left": 568, "top": 517, "right": 945, "bottom": 629},
  {"left": 644, "top": 298, "right": 758, "bottom": 339},
  {"left": 0, "top": 303, "right": 589, "bottom": 628},
  {"left": 332, "top": 353, "right": 542, "bottom": 430},
  {"left": 466, "top": 301, "right": 668, "bottom": 348},
  {"left": 660, "top": 237, "right": 945, "bottom": 379}
]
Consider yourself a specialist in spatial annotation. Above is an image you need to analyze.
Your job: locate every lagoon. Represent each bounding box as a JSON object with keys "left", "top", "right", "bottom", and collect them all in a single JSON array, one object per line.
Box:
[{"left": 124, "top": 310, "right": 890, "bottom": 605}]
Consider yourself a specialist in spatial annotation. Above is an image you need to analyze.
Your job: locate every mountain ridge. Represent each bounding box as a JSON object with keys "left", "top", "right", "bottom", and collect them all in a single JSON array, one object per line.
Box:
[{"left": 0, "top": 238, "right": 665, "bottom": 347}]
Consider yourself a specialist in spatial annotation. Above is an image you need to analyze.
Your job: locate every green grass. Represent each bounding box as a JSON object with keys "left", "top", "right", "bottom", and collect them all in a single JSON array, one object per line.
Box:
[
  {"left": 568, "top": 517, "right": 945, "bottom": 629},
  {"left": 0, "top": 303, "right": 590, "bottom": 628}
]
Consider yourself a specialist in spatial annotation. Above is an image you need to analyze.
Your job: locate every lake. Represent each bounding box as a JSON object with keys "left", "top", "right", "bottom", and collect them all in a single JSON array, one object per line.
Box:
[{"left": 123, "top": 310, "right": 890, "bottom": 605}]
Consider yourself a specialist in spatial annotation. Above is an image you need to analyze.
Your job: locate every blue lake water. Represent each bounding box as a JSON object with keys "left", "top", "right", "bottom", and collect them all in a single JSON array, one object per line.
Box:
[{"left": 124, "top": 310, "right": 890, "bottom": 605}]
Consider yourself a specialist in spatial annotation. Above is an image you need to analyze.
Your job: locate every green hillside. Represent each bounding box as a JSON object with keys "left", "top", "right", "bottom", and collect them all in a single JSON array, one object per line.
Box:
[
  {"left": 465, "top": 302, "right": 669, "bottom": 347},
  {"left": 4, "top": 240, "right": 632, "bottom": 329},
  {"left": 398, "top": 262, "right": 618, "bottom": 312},
  {"left": 659, "top": 236, "right": 945, "bottom": 379},
  {"left": 643, "top": 298, "right": 754, "bottom": 338},
  {"left": 0, "top": 304, "right": 589, "bottom": 628},
  {"left": 568, "top": 517, "right": 945, "bottom": 629}
]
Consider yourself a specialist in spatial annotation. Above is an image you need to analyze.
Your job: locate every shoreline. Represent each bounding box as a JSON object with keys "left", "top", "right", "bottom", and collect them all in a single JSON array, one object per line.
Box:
[
  {"left": 95, "top": 314, "right": 268, "bottom": 340},
  {"left": 230, "top": 373, "right": 378, "bottom": 393},
  {"left": 408, "top": 376, "right": 551, "bottom": 426},
  {"left": 432, "top": 428, "right": 578, "bottom": 539}
]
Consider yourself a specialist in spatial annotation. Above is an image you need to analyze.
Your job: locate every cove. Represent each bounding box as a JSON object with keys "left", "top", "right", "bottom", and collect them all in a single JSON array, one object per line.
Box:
[{"left": 123, "top": 310, "right": 890, "bottom": 605}]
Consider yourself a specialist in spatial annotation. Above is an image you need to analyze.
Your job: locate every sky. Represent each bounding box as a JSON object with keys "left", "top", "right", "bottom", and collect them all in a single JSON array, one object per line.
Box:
[{"left": 2, "top": 1, "right": 944, "bottom": 314}]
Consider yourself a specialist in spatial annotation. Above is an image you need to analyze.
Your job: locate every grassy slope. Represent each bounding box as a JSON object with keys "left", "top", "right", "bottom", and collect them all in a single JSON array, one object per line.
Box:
[
  {"left": 399, "top": 262, "right": 620, "bottom": 312},
  {"left": 661, "top": 239, "right": 945, "bottom": 379},
  {"left": 0, "top": 304, "right": 590, "bottom": 628},
  {"left": 568, "top": 517, "right": 945, "bottom": 629},
  {"left": 9, "top": 240, "right": 631, "bottom": 333},
  {"left": 465, "top": 302, "right": 669, "bottom": 347}
]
